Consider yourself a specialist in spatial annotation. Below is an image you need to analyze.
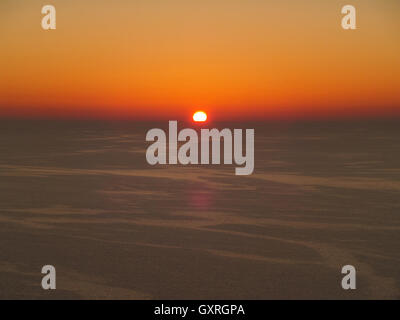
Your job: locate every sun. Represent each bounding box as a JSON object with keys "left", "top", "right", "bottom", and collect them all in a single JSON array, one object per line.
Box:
[{"left": 193, "top": 111, "right": 207, "bottom": 122}]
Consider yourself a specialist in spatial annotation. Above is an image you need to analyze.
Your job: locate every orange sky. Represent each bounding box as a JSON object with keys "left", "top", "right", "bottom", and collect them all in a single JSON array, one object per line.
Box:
[{"left": 0, "top": 0, "right": 399, "bottom": 120}]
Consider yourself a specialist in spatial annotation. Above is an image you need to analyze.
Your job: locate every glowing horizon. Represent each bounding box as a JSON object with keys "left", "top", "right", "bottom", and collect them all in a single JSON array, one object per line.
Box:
[{"left": 1, "top": 0, "right": 400, "bottom": 120}]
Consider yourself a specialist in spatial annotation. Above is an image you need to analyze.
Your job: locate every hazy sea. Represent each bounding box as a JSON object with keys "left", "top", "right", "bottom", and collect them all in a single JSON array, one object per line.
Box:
[{"left": 0, "top": 119, "right": 399, "bottom": 299}]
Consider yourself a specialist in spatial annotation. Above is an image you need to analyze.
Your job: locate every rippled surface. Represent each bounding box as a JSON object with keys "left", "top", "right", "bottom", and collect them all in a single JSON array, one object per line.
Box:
[{"left": 0, "top": 120, "right": 399, "bottom": 299}]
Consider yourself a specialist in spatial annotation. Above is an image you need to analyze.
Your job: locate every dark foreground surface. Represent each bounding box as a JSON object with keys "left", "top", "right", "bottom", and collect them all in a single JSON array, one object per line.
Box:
[{"left": 0, "top": 119, "right": 399, "bottom": 299}]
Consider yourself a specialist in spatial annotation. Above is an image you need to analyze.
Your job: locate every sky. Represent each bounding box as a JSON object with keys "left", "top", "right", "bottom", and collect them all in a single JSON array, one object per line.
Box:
[{"left": 0, "top": 0, "right": 399, "bottom": 120}]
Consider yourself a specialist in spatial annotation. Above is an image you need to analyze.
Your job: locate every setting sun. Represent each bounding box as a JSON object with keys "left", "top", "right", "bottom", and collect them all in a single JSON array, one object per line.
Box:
[{"left": 193, "top": 111, "right": 207, "bottom": 122}]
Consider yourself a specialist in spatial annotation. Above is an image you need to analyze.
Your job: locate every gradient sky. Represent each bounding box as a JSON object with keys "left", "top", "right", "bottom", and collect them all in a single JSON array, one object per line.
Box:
[{"left": 1, "top": 0, "right": 399, "bottom": 120}]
